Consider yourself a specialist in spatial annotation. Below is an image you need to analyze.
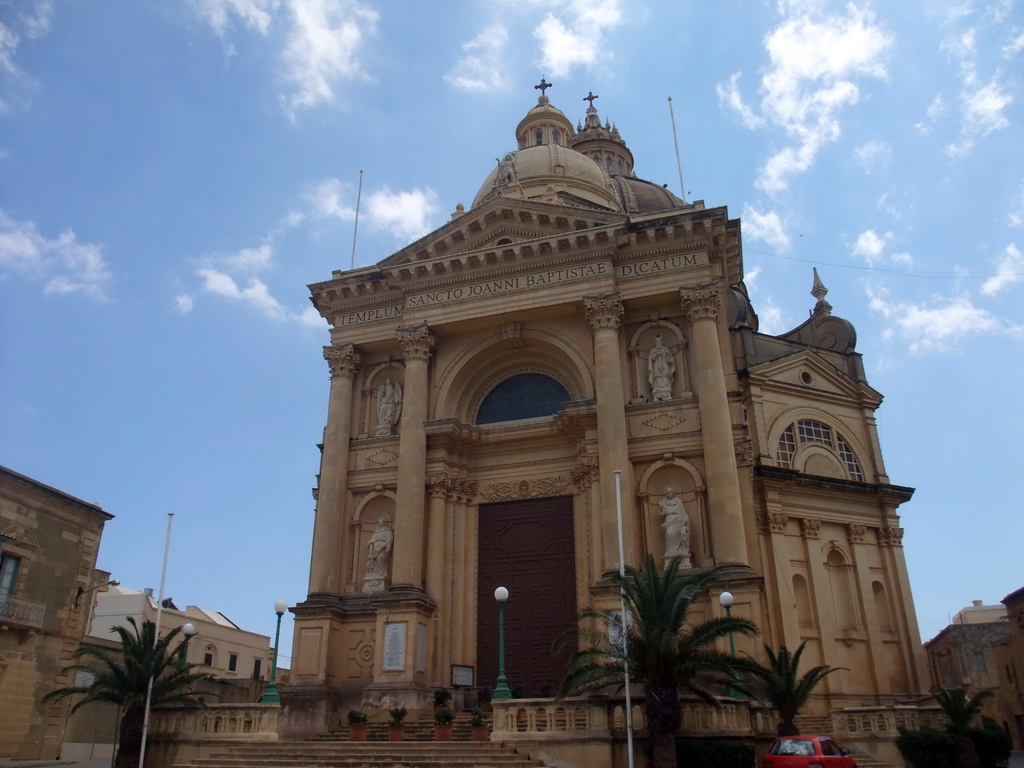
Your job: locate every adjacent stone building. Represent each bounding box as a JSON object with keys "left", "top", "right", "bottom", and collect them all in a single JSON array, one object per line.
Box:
[
  {"left": 284, "top": 89, "right": 929, "bottom": 737},
  {"left": 0, "top": 465, "right": 113, "bottom": 759}
]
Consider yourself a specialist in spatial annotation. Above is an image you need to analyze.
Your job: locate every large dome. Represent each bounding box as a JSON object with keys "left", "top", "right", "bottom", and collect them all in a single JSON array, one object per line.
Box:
[
  {"left": 471, "top": 89, "right": 688, "bottom": 215},
  {"left": 472, "top": 143, "right": 622, "bottom": 211}
]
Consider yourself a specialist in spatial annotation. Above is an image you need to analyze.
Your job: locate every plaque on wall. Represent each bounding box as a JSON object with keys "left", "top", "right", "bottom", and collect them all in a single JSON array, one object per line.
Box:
[
  {"left": 451, "top": 664, "right": 474, "bottom": 687},
  {"left": 383, "top": 622, "right": 406, "bottom": 671}
]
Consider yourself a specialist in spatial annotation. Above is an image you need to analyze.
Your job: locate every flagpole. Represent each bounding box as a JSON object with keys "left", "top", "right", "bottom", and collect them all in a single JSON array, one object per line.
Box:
[
  {"left": 613, "top": 470, "right": 635, "bottom": 768},
  {"left": 139, "top": 512, "right": 174, "bottom": 768}
]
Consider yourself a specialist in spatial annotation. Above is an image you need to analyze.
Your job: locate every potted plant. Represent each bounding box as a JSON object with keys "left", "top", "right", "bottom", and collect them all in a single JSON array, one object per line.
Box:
[
  {"left": 434, "top": 707, "right": 455, "bottom": 741},
  {"left": 347, "top": 710, "right": 368, "bottom": 741},
  {"left": 470, "top": 707, "right": 488, "bottom": 741},
  {"left": 432, "top": 687, "right": 453, "bottom": 709},
  {"left": 388, "top": 706, "right": 407, "bottom": 741}
]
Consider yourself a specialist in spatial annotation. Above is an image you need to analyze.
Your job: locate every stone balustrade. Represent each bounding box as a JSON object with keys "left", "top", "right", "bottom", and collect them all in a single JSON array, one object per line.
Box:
[
  {"left": 149, "top": 703, "right": 280, "bottom": 741},
  {"left": 492, "top": 695, "right": 776, "bottom": 740},
  {"left": 833, "top": 704, "right": 946, "bottom": 737}
]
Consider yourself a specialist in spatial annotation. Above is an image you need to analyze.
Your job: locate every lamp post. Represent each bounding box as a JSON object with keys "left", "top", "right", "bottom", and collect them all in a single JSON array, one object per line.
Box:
[
  {"left": 261, "top": 600, "right": 288, "bottom": 704},
  {"left": 492, "top": 586, "right": 512, "bottom": 700},
  {"left": 719, "top": 591, "right": 741, "bottom": 697}
]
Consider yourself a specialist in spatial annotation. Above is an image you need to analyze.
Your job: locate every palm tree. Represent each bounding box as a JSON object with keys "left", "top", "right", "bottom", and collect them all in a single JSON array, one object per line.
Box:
[
  {"left": 935, "top": 687, "right": 992, "bottom": 768},
  {"left": 736, "top": 642, "right": 844, "bottom": 736},
  {"left": 558, "top": 556, "right": 759, "bottom": 768},
  {"left": 43, "top": 617, "right": 212, "bottom": 768}
]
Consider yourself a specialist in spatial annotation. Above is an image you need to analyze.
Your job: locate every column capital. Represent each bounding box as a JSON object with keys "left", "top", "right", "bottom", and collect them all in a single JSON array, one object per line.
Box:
[
  {"left": 428, "top": 473, "right": 453, "bottom": 499},
  {"left": 679, "top": 284, "right": 721, "bottom": 323},
  {"left": 396, "top": 322, "right": 436, "bottom": 361},
  {"left": 324, "top": 343, "right": 360, "bottom": 379},
  {"left": 583, "top": 292, "right": 624, "bottom": 331}
]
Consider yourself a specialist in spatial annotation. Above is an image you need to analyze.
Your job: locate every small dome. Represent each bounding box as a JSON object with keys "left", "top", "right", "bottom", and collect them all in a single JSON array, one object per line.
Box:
[{"left": 610, "top": 176, "right": 685, "bottom": 214}]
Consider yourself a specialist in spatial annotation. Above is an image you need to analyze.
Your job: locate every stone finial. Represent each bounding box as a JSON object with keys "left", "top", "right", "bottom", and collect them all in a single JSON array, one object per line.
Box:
[{"left": 811, "top": 268, "right": 832, "bottom": 316}]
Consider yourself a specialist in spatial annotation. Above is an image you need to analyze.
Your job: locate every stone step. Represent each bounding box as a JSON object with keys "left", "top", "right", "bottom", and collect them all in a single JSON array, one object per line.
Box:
[{"left": 173, "top": 740, "right": 550, "bottom": 768}]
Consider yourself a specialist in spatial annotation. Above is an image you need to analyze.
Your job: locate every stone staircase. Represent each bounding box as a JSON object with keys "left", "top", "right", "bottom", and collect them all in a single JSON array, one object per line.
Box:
[{"left": 172, "top": 741, "right": 550, "bottom": 768}]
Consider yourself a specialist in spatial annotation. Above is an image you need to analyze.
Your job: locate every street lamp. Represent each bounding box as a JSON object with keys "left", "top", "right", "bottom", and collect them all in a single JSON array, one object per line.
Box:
[
  {"left": 718, "top": 591, "right": 741, "bottom": 697},
  {"left": 75, "top": 578, "right": 120, "bottom": 608},
  {"left": 492, "top": 586, "right": 512, "bottom": 700},
  {"left": 261, "top": 599, "right": 288, "bottom": 704}
]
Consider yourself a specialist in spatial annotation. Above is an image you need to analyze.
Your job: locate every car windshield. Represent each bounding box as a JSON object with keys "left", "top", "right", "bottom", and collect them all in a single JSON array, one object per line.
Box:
[{"left": 770, "top": 739, "right": 815, "bottom": 756}]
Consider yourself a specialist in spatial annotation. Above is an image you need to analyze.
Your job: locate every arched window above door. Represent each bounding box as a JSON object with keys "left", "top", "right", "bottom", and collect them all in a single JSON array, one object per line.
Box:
[{"left": 476, "top": 373, "right": 570, "bottom": 424}]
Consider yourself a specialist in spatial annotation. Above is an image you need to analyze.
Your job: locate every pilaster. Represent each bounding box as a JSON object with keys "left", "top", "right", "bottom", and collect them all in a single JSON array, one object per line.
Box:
[
  {"left": 392, "top": 323, "right": 435, "bottom": 591},
  {"left": 679, "top": 285, "right": 749, "bottom": 571},
  {"left": 309, "top": 343, "right": 360, "bottom": 596},
  {"left": 583, "top": 293, "right": 638, "bottom": 570}
]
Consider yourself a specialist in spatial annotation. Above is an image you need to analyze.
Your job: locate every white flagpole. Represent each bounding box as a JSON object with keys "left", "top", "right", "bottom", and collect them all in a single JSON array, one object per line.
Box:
[
  {"left": 139, "top": 512, "right": 174, "bottom": 768},
  {"left": 613, "top": 470, "right": 635, "bottom": 768}
]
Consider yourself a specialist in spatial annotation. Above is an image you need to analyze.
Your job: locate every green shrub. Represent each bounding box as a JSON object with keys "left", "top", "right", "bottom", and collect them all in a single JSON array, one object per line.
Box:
[
  {"left": 897, "top": 725, "right": 955, "bottom": 768},
  {"left": 432, "top": 688, "right": 452, "bottom": 707},
  {"left": 346, "top": 710, "right": 367, "bottom": 726},
  {"left": 971, "top": 717, "right": 1012, "bottom": 768},
  {"left": 675, "top": 737, "right": 756, "bottom": 768},
  {"left": 388, "top": 706, "right": 407, "bottom": 725},
  {"left": 470, "top": 707, "right": 485, "bottom": 727},
  {"left": 434, "top": 707, "right": 455, "bottom": 725}
]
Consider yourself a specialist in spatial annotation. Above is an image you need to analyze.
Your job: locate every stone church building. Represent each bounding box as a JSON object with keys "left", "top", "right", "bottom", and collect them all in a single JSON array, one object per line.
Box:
[{"left": 283, "top": 87, "right": 929, "bottom": 737}]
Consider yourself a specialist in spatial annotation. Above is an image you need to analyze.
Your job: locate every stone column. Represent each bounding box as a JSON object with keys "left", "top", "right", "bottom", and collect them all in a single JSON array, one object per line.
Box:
[
  {"left": 583, "top": 293, "right": 638, "bottom": 571},
  {"left": 679, "top": 285, "right": 749, "bottom": 569},
  {"left": 308, "top": 343, "right": 360, "bottom": 596},
  {"left": 392, "top": 322, "right": 435, "bottom": 591}
]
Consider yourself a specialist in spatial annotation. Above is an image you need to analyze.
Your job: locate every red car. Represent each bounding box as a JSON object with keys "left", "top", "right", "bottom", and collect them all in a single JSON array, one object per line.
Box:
[{"left": 763, "top": 736, "right": 857, "bottom": 768}]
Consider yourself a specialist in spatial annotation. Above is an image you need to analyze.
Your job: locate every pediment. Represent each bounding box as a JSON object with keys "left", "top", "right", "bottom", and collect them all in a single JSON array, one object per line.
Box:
[
  {"left": 378, "top": 197, "right": 629, "bottom": 269},
  {"left": 747, "top": 349, "right": 881, "bottom": 405}
]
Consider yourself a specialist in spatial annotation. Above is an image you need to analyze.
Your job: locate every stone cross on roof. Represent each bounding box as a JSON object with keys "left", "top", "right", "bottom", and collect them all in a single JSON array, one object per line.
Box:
[
  {"left": 583, "top": 91, "right": 599, "bottom": 108},
  {"left": 534, "top": 78, "right": 552, "bottom": 96}
]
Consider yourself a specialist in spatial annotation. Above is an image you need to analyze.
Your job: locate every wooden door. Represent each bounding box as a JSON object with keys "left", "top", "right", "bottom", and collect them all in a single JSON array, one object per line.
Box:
[{"left": 476, "top": 496, "right": 576, "bottom": 697}]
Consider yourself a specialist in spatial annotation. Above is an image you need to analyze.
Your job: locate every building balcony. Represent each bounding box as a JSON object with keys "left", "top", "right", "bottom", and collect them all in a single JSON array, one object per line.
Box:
[{"left": 0, "top": 593, "right": 46, "bottom": 630}]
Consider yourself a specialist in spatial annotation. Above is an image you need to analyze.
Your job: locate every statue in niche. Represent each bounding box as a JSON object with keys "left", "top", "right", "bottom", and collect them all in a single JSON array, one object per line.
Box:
[
  {"left": 363, "top": 517, "right": 393, "bottom": 593},
  {"left": 375, "top": 377, "right": 403, "bottom": 437},
  {"left": 648, "top": 334, "right": 675, "bottom": 401},
  {"left": 659, "top": 486, "right": 691, "bottom": 569}
]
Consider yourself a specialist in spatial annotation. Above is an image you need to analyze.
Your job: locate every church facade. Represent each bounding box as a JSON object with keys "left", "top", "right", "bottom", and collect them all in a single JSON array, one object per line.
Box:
[{"left": 284, "top": 88, "right": 929, "bottom": 736}]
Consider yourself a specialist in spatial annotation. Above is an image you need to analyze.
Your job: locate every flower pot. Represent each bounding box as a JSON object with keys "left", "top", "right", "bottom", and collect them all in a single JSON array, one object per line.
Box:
[
  {"left": 349, "top": 725, "right": 368, "bottom": 741},
  {"left": 434, "top": 724, "right": 453, "bottom": 741},
  {"left": 389, "top": 726, "right": 404, "bottom": 741},
  {"left": 472, "top": 725, "right": 489, "bottom": 741}
]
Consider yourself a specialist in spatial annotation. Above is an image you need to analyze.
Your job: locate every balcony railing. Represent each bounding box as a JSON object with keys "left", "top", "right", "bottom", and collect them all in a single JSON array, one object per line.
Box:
[{"left": 0, "top": 593, "right": 46, "bottom": 630}]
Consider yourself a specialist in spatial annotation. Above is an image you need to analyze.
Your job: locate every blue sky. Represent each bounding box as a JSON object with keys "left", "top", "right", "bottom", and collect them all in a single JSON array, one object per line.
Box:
[{"left": 2, "top": 0, "right": 1022, "bottom": 665}]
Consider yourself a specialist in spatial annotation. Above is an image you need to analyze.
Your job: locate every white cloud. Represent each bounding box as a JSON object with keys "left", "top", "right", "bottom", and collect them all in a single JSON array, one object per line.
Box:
[
  {"left": 1008, "top": 180, "right": 1024, "bottom": 227},
  {"left": 445, "top": 23, "right": 509, "bottom": 92},
  {"left": 0, "top": 210, "right": 112, "bottom": 300},
  {"left": 915, "top": 93, "right": 946, "bottom": 133},
  {"left": 308, "top": 178, "right": 356, "bottom": 221},
  {"left": 715, "top": 73, "right": 765, "bottom": 130},
  {"left": 533, "top": 0, "right": 624, "bottom": 77},
  {"left": 851, "top": 229, "right": 893, "bottom": 265},
  {"left": 741, "top": 204, "right": 791, "bottom": 252},
  {"left": 280, "top": 0, "right": 378, "bottom": 119},
  {"left": 1003, "top": 30, "right": 1024, "bottom": 58},
  {"left": 755, "top": 296, "right": 788, "bottom": 335},
  {"left": 853, "top": 140, "right": 891, "bottom": 173},
  {"left": 867, "top": 286, "right": 1008, "bottom": 352},
  {"left": 225, "top": 243, "right": 274, "bottom": 273},
  {"left": 21, "top": 1, "right": 53, "bottom": 39},
  {"left": 198, "top": 268, "right": 288, "bottom": 320},
  {"left": 190, "top": 0, "right": 280, "bottom": 36},
  {"left": 719, "top": 4, "right": 892, "bottom": 194},
  {"left": 174, "top": 294, "right": 195, "bottom": 314},
  {"left": 980, "top": 243, "right": 1024, "bottom": 296},
  {"left": 946, "top": 80, "right": 1013, "bottom": 157},
  {"left": 365, "top": 187, "right": 440, "bottom": 241},
  {"left": 189, "top": 0, "right": 377, "bottom": 118}
]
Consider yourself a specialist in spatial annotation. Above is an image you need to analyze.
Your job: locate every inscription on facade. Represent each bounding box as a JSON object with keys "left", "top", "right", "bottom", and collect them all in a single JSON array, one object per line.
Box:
[
  {"left": 619, "top": 252, "right": 700, "bottom": 277},
  {"left": 382, "top": 622, "right": 406, "bottom": 671},
  {"left": 335, "top": 254, "right": 702, "bottom": 327},
  {"left": 335, "top": 304, "right": 404, "bottom": 328}
]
